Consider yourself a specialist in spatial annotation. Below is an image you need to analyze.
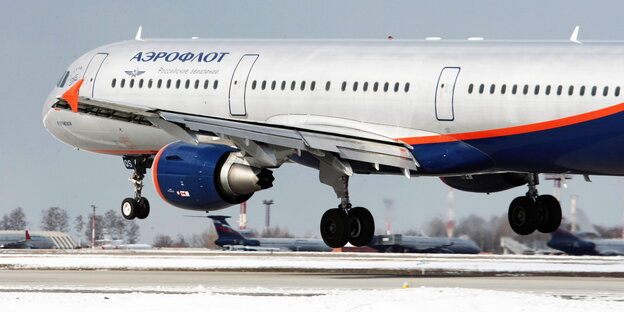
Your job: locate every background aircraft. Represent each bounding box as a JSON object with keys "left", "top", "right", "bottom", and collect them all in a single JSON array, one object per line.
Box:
[
  {"left": 547, "top": 227, "right": 624, "bottom": 256},
  {"left": 369, "top": 234, "right": 481, "bottom": 254},
  {"left": 209, "top": 216, "right": 332, "bottom": 251},
  {"left": 96, "top": 234, "right": 153, "bottom": 250},
  {"left": 0, "top": 231, "right": 55, "bottom": 249}
]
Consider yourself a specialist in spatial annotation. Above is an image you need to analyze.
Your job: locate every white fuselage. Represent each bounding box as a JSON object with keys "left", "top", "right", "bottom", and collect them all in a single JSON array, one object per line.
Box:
[{"left": 43, "top": 39, "right": 624, "bottom": 175}]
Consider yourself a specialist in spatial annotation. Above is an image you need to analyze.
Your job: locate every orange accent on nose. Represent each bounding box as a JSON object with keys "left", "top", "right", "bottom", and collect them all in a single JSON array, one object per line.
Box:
[{"left": 61, "top": 79, "right": 84, "bottom": 113}]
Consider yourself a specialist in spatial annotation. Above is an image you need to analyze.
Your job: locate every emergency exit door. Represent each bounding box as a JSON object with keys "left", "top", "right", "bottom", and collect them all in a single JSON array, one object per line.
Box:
[
  {"left": 435, "top": 67, "right": 460, "bottom": 121},
  {"left": 229, "top": 54, "right": 259, "bottom": 116}
]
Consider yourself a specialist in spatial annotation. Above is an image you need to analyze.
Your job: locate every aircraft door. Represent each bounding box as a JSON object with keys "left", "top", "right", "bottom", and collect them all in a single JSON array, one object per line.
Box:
[
  {"left": 81, "top": 53, "right": 108, "bottom": 98},
  {"left": 229, "top": 54, "right": 259, "bottom": 116},
  {"left": 435, "top": 67, "right": 460, "bottom": 121}
]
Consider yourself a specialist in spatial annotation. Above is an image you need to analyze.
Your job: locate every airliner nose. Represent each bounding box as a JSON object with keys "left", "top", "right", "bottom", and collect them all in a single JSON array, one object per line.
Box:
[{"left": 42, "top": 90, "right": 57, "bottom": 124}]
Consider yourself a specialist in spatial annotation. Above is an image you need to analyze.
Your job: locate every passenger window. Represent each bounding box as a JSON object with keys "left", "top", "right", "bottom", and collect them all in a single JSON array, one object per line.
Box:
[
  {"left": 251, "top": 80, "right": 257, "bottom": 90},
  {"left": 373, "top": 82, "right": 379, "bottom": 92},
  {"left": 557, "top": 85, "right": 562, "bottom": 95},
  {"left": 213, "top": 80, "right": 218, "bottom": 89},
  {"left": 203, "top": 80, "right": 209, "bottom": 89},
  {"left": 271, "top": 80, "right": 276, "bottom": 90},
  {"left": 129, "top": 79, "right": 135, "bottom": 88},
  {"left": 148, "top": 79, "right": 153, "bottom": 89},
  {"left": 281, "top": 81, "right": 286, "bottom": 90},
  {"left": 383, "top": 82, "right": 389, "bottom": 92},
  {"left": 185, "top": 79, "right": 190, "bottom": 89},
  {"left": 194, "top": 79, "right": 199, "bottom": 89},
  {"left": 301, "top": 81, "right": 306, "bottom": 91},
  {"left": 120, "top": 79, "right": 125, "bottom": 88},
  {"left": 512, "top": 84, "right": 518, "bottom": 95},
  {"left": 311, "top": 81, "right": 316, "bottom": 91},
  {"left": 111, "top": 78, "right": 116, "bottom": 88},
  {"left": 591, "top": 86, "right": 597, "bottom": 96},
  {"left": 616, "top": 86, "right": 621, "bottom": 97},
  {"left": 568, "top": 86, "right": 574, "bottom": 95},
  {"left": 353, "top": 82, "right": 358, "bottom": 91},
  {"left": 545, "top": 85, "right": 551, "bottom": 95},
  {"left": 404, "top": 82, "right": 410, "bottom": 93},
  {"left": 175, "top": 79, "right": 181, "bottom": 89},
  {"left": 139, "top": 79, "right": 144, "bottom": 88},
  {"left": 490, "top": 84, "right": 495, "bottom": 94},
  {"left": 325, "top": 81, "right": 331, "bottom": 91},
  {"left": 479, "top": 84, "right": 484, "bottom": 94},
  {"left": 290, "top": 81, "right": 296, "bottom": 91},
  {"left": 604, "top": 86, "right": 609, "bottom": 96},
  {"left": 261, "top": 80, "right": 267, "bottom": 90},
  {"left": 523, "top": 85, "right": 528, "bottom": 95},
  {"left": 534, "top": 85, "right": 540, "bottom": 95},
  {"left": 158, "top": 79, "right": 163, "bottom": 89},
  {"left": 394, "top": 82, "right": 399, "bottom": 92},
  {"left": 579, "top": 86, "right": 586, "bottom": 96},
  {"left": 362, "top": 82, "right": 368, "bottom": 92},
  {"left": 341, "top": 81, "right": 347, "bottom": 91},
  {"left": 468, "top": 83, "right": 473, "bottom": 94},
  {"left": 501, "top": 84, "right": 506, "bottom": 94}
]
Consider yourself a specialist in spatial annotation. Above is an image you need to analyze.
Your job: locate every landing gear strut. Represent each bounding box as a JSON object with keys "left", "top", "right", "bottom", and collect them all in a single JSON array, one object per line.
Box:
[
  {"left": 319, "top": 173, "right": 375, "bottom": 248},
  {"left": 121, "top": 156, "right": 151, "bottom": 220},
  {"left": 508, "top": 173, "right": 561, "bottom": 235}
]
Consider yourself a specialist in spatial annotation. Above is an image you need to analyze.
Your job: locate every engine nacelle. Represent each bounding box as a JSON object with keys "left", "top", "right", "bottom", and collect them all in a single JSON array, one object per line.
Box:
[
  {"left": 153, "top": 142, "right": 274, "bottom": 211},
  {"left": 440, "top": 173, "right": 528, "bottom": 193}
]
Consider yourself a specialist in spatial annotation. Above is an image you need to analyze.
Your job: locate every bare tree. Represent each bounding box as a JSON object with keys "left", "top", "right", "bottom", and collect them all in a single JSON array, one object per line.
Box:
[
  {"left": 153, "top": 234, "right": 174, "bottom": 247},
  {"left": 260, "top": 226, "right": 293, "bottom": 238},
  {"left": 74, "top": 215, "right": 85, "bottom": 236},
  {"left": 189, "top": 228, "right": 218, "bottom": 248},
  {"left": 2, "top": 207, "right": 27, "bottom": 230},
  {"left": 174, "top": 234, "right": 189, "bottom": 247},
  {"left": 424, "top": 217, "right": 448, "bottom": 237},
  {"left": 125, "top": 221, "right": 140, "bottom": 244},
  {"left": 40, "top": 207, "right": 70, "bottom": 232},
  {"left": 102, "top": 209, "right": 125, "bottom": 239}
]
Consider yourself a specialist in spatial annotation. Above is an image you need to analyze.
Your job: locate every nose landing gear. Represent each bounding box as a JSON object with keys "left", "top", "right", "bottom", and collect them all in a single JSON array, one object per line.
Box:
[
  {"left": 508, "top": 174, "right": 561, "bottom": 235},
  {"left": 120, "top": 156, "right": 151, "bottom": 220}
]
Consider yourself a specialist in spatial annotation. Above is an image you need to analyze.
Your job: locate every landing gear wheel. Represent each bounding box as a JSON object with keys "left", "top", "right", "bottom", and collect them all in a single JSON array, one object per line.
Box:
[
  {"left": 121, "top": 198, "right": 138, "bottom": 220},
  {"left": 136, "top": 197, "right": 150, "bottom": 220},
  {"left": 508, "top": 196, "right": 537, "bottom": 235},
  {"left": 348, "top": 207, "right": 375, "bottom": 247},
  {"left": 535, "top": 194, "right": 561, "bottom": 233},
  {"left": 320, "top": 208, "right": 349, "bottom": 248}
]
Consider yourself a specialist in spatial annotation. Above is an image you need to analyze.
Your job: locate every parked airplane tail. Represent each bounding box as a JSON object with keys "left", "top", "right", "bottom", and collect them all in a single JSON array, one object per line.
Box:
[
  {"left": 547, "top": 227, "right": 597, "bottom": 255},
  {"left": 207, "top": 215, "right": 260, "bottom": 247},
  {"left": 25, "top": 230, "right": 31, "bottom": 240}
]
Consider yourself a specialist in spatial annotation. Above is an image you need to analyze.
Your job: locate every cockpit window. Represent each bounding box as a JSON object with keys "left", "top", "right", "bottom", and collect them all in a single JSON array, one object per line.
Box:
[{"left": 57, "top": 71, "right": 70, "bottom": 88}]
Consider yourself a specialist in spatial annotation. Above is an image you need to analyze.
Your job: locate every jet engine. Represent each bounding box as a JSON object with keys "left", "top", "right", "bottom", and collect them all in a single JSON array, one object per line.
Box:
[
  {"left": 440, "top": 172, "right": 528, "bottom": 193},
  {"left": 152, "top": 141, "right": 274, "bottom": 211}
]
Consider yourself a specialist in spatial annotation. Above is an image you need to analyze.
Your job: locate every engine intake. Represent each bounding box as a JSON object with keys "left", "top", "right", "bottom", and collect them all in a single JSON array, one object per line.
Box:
[{"left": 153, "top": 141, "right": 274, "bottom": 211}]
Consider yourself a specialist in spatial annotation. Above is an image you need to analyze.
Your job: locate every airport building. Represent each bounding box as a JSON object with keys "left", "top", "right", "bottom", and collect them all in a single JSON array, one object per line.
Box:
[{"left": 0, "top": 231, "right": 77, "bottom": 249}]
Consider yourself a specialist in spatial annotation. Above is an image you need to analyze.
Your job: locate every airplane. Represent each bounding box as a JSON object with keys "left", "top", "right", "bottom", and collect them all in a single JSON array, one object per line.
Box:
[
  {"left": 96, "top": 234, "right": 153, "bottom": 250},
  {"left": 369, "top": 234, "right": 481, "bottom": 254},
  {"left": 547, "top": 227, "right": 624, "bottom": 256},
  {"left": 0, "top": 231, "right": 55, "bottom": 249},
  {"left": 209, "top": 215, "right": 332, "bottom": 251},
  {"left": 43, "top": 26, "right": 624, "bottom": 249}
]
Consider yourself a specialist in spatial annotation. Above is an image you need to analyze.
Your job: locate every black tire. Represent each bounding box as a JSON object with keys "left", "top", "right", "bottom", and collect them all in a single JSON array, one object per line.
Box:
[
  {"left": 121, "top": 198, "right": 138, "bottom": 220},
  {"left": 348, "top": 207, "right": 375, "bottom": 247},
  {"left": 508, "top": 196, "right": 537, "bottom": 235},
  {"left": 136, "top": 197, "right": 150, "bottom": 220},
  {"left": 320, "top": 208, "right": 349, "bottom": 248},
  {"left": 535, "top": 194, "right": 562, "bottom": 233}
]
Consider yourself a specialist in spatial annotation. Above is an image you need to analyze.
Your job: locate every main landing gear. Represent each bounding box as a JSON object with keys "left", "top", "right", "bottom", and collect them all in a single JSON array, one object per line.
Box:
[
  {"left": 319, "top": 175, "right": 375, "bottom": 248},
  {"left": 120, "top": 156, "right": 151, "bottom": 220},
  {"left": 508, "top": 174, "right": 562, "bottom": 235}
]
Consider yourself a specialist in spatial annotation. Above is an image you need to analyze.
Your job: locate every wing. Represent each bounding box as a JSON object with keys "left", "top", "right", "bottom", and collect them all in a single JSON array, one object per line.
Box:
[{"left": 55, "top": 87, "right": 420, "bottom": 175}]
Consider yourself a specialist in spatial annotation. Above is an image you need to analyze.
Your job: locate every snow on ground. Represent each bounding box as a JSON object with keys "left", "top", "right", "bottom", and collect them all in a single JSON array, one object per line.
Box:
[
  {"left": 0, "top": 286, "right": 622, "bottom": 312},
  {"left": 1, "top": 250, "right": 623, "bottom": 274}
]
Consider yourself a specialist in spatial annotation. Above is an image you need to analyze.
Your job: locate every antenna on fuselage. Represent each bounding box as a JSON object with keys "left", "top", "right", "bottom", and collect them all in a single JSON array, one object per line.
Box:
[
  {"left": 569, "top": 25, "right": 581, "bottom": 44},
  {"left": 135, "top": 26, "right": 144, "bottom": 41}
]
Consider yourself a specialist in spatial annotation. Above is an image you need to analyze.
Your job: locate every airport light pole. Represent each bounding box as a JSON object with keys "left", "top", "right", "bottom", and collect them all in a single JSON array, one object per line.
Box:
[
  {"left": 263, "top": 200, "right": 274, "bottom": 228},
  {"left": 91, "top": 205, "right": 96, "bottom": 249}
]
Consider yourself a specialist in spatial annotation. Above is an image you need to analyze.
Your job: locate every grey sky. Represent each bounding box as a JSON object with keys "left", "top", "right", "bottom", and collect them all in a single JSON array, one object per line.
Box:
[{"left": 2, "top": 1, "right": 624, "bottom": 243}]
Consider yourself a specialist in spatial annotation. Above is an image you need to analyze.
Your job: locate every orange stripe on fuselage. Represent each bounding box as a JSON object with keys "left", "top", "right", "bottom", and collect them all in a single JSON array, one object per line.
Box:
[
  {"left": 398, "top": 102, "right": 624, "bottom": 145},
  {"left": 86, "top": 149, "right": 159, "bottom": 155}
]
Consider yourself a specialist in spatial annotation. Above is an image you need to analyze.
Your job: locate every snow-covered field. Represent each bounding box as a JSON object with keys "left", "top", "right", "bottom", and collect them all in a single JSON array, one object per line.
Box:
[
  {"left": 0, "top": 286, "right": 622, "bottom": 312},
  {"left": 1, "top": 249, "right": 623, "bottom": 275},
  {"left": 1, "top": 250, "right": 623, "bottom": 311}
]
